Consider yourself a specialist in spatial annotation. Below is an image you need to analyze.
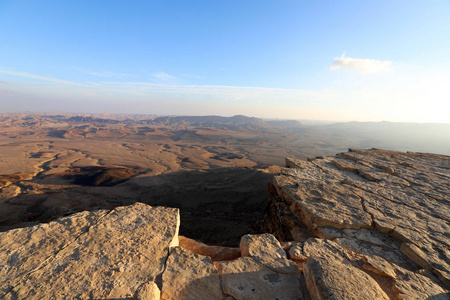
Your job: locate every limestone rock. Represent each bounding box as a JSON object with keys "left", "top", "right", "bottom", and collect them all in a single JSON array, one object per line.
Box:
[
  {"left": 217, "top": 233, "right": 302, "bottom": 300},
  {"left": 304, "top": 257, "right": 389, "bottom": 300},
  {"left": 334, "top": 237, "right": 412, "bottom": 270},
  {"left": 294, "top": 238, "right": 351, "bottom": 263},
  {"left": 263, "top": 149, "right": 450, "bottom": 289},
  {"left": 0, "top": 202, "right": 180, "bottom": 299},
  {"left": 216, "top": 256, "right": 302, "bottom": 300},
  {"left": 135, "top": 281, "right": 161, "bottom": 300},
  {"left": 360, "top": 254, "right": 448, "bottom": 300},
  {"left": 240, "top": 233, "right": 286, "bottom": 260},
  {"left": 393, "top": 268, "right": 448, "bottom": 300},
  {"left": 161, "top": 246, "right": 222, "bottom": 300},
  {"left": 362, "top": 255, "right": 397, "bottom": 278},
  {"left": 240, "top": 233, "right": 301, "bottom": 277},
  {"left": 0, "top": 209, "right": 108, "bottom": 294},
  {"left": 290, "top": 239, "right": 393, "bottom": 299}
]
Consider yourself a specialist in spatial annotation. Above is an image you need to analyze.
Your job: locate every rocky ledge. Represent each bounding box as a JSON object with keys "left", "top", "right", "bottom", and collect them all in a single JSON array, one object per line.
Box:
[
  {"left": 0, "top": 203, "right": 304, "bottom": 299},
  {"left": 1, "top": 149, "right": 449, "bottom": 299},
  {"left": 261, "top": 148, "right": 449, "bottom": 298}
]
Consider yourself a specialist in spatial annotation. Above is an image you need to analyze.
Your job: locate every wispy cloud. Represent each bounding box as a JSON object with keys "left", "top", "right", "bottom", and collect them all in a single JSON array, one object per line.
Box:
[
  {"left": 2, "top": 68, "right": 449, "bottom": 123},
  {"left": 151, "top": 72, "right": 177, "bottom": 83},
  {"left": 99, "top": 81, "right": 323, "bottom": 100},
  {"left": 71, "top": 67, "right": 132, "bottom": 79},
  {"left": 0, "top": 69, "right": 90, "bottom": 86},
  {"left": 330, "top": 53, "right": 392, "bottom": 73}
]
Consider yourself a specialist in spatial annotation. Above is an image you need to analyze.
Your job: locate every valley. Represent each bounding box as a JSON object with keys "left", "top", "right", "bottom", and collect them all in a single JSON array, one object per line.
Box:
[{"left": 0, "top": 113, "right": 448, "bottom": 246}]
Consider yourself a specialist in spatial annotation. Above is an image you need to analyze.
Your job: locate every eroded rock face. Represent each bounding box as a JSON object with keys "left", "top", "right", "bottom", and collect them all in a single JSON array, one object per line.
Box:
[
  {"left": 262, "top": 149, "right": 450, "bottom": 297},
  {"left": 0, "top": 202, "right": 180, "bottom": 299}
]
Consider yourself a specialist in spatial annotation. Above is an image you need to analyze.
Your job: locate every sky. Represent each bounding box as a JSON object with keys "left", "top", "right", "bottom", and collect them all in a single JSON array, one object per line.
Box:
[{"left": 1, "top": 0, "right": 449, "bottom": 123}]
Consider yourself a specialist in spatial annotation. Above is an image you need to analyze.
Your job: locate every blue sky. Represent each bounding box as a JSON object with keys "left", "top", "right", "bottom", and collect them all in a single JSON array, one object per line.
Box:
[{"left": 1, "top": 0, "right": 449, "bottom": 122}]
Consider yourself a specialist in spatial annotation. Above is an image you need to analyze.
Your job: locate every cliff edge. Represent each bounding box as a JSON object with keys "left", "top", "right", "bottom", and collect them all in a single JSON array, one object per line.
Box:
[{"left": 261, "top": 148, "right": 449, "bottom": 298}]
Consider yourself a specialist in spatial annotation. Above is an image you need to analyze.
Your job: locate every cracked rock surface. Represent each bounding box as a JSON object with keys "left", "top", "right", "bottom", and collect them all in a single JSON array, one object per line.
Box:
[
  {"left": 0, "top": 203, "right": 180, "bottom": 299},
  {"left": 0, "top": 203, "right": 303, "bottom": 300},
  {"left": 262, "top": 149, "right": 450, "bottom": 298}
]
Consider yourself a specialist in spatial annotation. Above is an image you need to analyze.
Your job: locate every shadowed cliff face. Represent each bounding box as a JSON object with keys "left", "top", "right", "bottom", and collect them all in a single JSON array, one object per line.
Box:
[{"left": 135, "top": 168, "right": 273, "bottom": 246}]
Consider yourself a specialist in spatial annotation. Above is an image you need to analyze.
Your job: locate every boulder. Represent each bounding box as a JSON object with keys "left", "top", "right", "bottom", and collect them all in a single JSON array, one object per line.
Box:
[{"left": 135, "top": 281, "right": 161, "bottom": 300}]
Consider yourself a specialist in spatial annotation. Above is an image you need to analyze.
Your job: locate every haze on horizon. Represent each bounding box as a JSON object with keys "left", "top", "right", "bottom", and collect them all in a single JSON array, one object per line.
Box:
[{"left": 1, "top": 1, "right": 449, "bottom": 123}]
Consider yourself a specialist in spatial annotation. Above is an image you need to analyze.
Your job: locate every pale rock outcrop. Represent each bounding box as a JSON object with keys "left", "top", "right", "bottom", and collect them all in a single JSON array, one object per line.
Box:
[
  {"left": 0, "top": 202, "right": 180, "bottom": 299},
  {"left": 361, "top": 254, "right": 448, "bottom": 299},
  {"left": 262, "top": 149, "right": 450, "bottom": 293},
  {"left": 216, "top": 233, "right": 303, "bottom": 300},
  {"left": 304, "top": 257, "right": 389, "bottom": 300},
  {"left": 161, "top": 246, "right": 222, "bottom": 300},
  {"left": 393, "top": 268, "right": 448, "bottom": 300},
  {"left": 135, "top": 281, "right": 161, "bottom": 300},
  {"left": 217, "top": 256, "right": 302, "bottom": 300},
  {"left": 289, "top": 238, "right": 351, "bottom": 263},
  {"left": 290, "top": 238, "right": 390, "bottom": 300},
  {"left": 0, "top": 209, "right": 108, "bottom": 293},
  {"left": 240, "top": 233, "right": 286, "bottom": 259},
  {"left": 362, "top": 254, "right": 397, "bottom": 278}
]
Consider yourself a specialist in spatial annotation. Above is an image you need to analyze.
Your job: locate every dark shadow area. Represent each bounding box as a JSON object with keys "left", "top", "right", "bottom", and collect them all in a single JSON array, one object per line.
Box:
[
  {"left": 0, "top": 167, "right": 274, "bottom": 247},
  {"left": 137, "top": 168, "right": 273, "bottom": 246},
  {"left": 61, "top": 166, "right": 140, "bottom": 187}
]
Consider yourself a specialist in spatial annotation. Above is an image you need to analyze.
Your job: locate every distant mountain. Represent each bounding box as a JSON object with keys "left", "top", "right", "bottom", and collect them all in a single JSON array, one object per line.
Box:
[
  {"left": 151, "top": 115, "right": 269, "bottom": 130},
  {"left": 44, "top": 115, "right": 122, "bottom": 124},
  {"left": 65, "top": 116, "right": 121, "bottom": 124},
  {"left": 266, "top": 120, "right": 305, "bottom": 131}
]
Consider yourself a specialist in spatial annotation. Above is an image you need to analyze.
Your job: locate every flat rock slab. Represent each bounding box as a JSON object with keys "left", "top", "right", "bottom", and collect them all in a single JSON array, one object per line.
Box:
[
  {"left": 271, "top": 149, "right": 450, "bottom": 287},
  {"left": 217, "top": 256, "right": 302, "bottom": 300},
  {"left": 0, "top": 202, "right": 180, "bottom": 299},
  {"left": 161, "top": 246, "right": 222, "bottom": 300},
  {"left": 216, "top": 233, "right": 303, "bottom": 300},
  {"left": 304, "top": 257, "right": 389, "bottom": 300}
]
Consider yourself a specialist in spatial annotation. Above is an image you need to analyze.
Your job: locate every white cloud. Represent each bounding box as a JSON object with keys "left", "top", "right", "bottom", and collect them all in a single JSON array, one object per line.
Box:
[
  {"left": 330, "top": 54, "right": 392, "bottom": 73},
  {"left": 0, "top": 69, "right": 90, "bottom": 86},
  {"left": 72, "top": 67, "right": 131, "bottom": 78},
  {"left": 152, "top": 72, "right": 177, "bottom": 83}
]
